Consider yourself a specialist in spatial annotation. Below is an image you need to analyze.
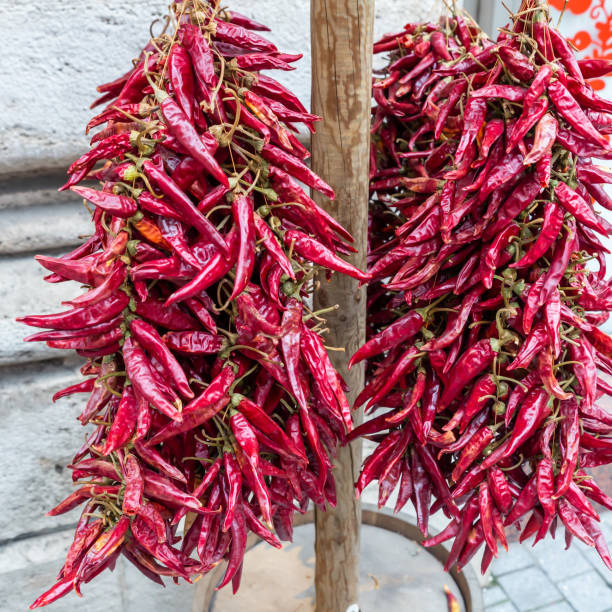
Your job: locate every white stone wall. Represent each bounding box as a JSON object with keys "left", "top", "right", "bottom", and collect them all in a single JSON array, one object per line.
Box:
[
  {"left": 0, "top": 1, "right": 448, "bottom": 610},
  {"left": 1, "top": 0, "right": 447, "bottom": 174}
]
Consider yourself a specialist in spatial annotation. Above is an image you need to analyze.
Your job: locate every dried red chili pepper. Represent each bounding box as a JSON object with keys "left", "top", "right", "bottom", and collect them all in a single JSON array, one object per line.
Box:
[
  {"left": 438, "top": 339, "right": 500, "bottom": 409},
  {"left": 284, "top": 230, "right": 369, "bottom": 282},
  {"left": 548, "top": 79, "right": 610, "bottom": 148}
]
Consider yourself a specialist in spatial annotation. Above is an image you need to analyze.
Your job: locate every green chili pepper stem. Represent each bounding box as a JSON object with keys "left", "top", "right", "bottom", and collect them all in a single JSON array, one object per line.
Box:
[
  {"left": 181, "top": 456, "right": 216, "bottom": 463},
  {"left": 228, "top": 365, "right": 258, "bottom": 394},
  {"left": 499, "top": 454, "right": 525, "bottom": 472},
  {"left": 496, "top": 375, "right": 529, "bottom": 391},
  {"left": 94, "top": 371, "right": 127, "bottom": 385},
  {"left": 103, "top": 381, "right": 123, "bottom": 398},
  {"left": 279, "top": 397, "right": 297, "bottom": 414},
  {"left": 553, "top": 360, "right": 582, "bottom": 371},
  {"left": 303, "top": 304, "right": 340, "bottom": 322},
  {"left": 559, "top": 334, "right": 580, "bottom": 347}
]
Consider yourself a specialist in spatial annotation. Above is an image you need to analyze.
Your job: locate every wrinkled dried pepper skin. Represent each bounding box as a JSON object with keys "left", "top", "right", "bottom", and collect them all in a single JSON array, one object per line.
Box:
[
  {"left": 356, "top": 0, "right": 612, "bottom": 577},
  {"left": 22, "top": 1, "right": 369, "bottom": 607}
]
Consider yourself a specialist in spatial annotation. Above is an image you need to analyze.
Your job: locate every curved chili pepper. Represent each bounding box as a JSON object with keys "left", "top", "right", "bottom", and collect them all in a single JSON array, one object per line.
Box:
[
  {"left": 254, "top": 213, "right": 295, "bottom": 279},
  {"left": 486, "top": 176, "right": 542, "bottom": 241},
  {"left": 229, "top": 194, "right": 256, "bottom": 299},
  {"left": 430, "top": 30, "right": 452, "bottom": 61},
  {"left": 503, "top": 388, "right": 551, "bottom": 460},
  {"left": 350, "top": 309, "right": 424, "bottom": 368},
  {"left": 538, "top": 220, "right": 577, "bottom": 307},
  {"left": 230, "top": 412, "right": 272, "bottom": 527},
  {"left": 455, "top": 98, "right": 487, "bottom": 165},
  {"left": 52, "top": 378, "right": 97, "bottom": 403},
  {"left": 71, "top": 186, "right": 137, "bottom": 218},
  {"left": 36, "top": 253, "right": 103, "bottom": 285},
  {"left": 438, "top": 339, "right": 500, "bottom": 409},
  {"left": 356, "top": 430, "right": 402, "bottom": 496},
  {"left": 509, "top": 323, "right": 548, "bottom": 370},
  {"left": 64, "top": 264, "right": 126, "bottom": 310},
  {"left": 268, "top": 166, "right": 351, "bottom": 242},
  {"left": 433, "top": 81, "right": 468, "bottom": 140},
  {"left": 451, "top": 427, "right": 493, "bottom": 483},
  {"left": 122, "top": 454, "right": 144, "bottom": 515},
  {"left": 523, "top": 114, "right": 558, "bottom": 166},
  {"left": 157, "top": 91, "right": 228, "bottom": 189},
  {"left": 163, "top": 331, "right": 224, "bottom": 354},
  {"left": 477, "top": 151, "right": 524, "bottom": 204},
  {"left": 555, "top": 182, "right": 607, "bottom": 234},
  {"left": 102, "top": 386, "right": 138, "bottom": 454},
  {"left": 548, "top": 79, "right": 610, "bottom": 148},
  {"left": 213, "top": 16, "right": 276, "bottom": 51},
  {"left": 387, "top": 368, "right": 426, "bottom": 424},
  {"left": 460, "top": 375, "right": 497, "bottom": 433},
  {"left": 173, "top": 459, "right": 222, "bottom": 527},
  {"left": 123, "top": 337, "right": 182, "bottom": 421},
  {"left": 179, "top": 23, "right": 216, "bottom": 92},
  {"left": 164, "top": 251, "right": 232, "bottom": 308},
  {"left": 481, "top": 223, "right": 520, "bottom": 289},
  {"left": 511, "top": 201, "right": 564, "bottom": 270},
  {"left": 506, "top": 97, "right": 548, "bottom": 154},
  {"left": 157, "top": 217, "right": 201, "bottom": 270},
  {"left": 498, "top": 46, "right": 535, "bottom": 81},
  {"left": 142, "top": 161, "right": 228, "bottom": 255},
  {"left": 558, "top": 499, "right": 596, "bottom": 547},
  {"left": 262, "top": 144, "right": 333, "bottom": 199},
  {"left": 130, "top": 319, "right": 193, "bottom": 399},
  {"left": 134, "top": 440, "right": 186, "bottom": 484},
  {"left": 147, "top": 367, "right": 234, "bottom": 445},
  {"left": 284, "top": 230, "right": 369, "bottom": 282},
  {"left": 18, "top": 292, "right": 129, "bottom": 331},
  {"left": 361, "top": 346, "right": 421, "bottom": 410},
  {"left": 472, "top": 118, "right": 505, "bottom": 168},
  {"left": 142, "top": 468, "right": 204, "bottom": 515},
  {"left": 168, "top": 44, "right": 195, "bottom": 120},
  {"left": 61, "top": 133, "right": 133, "bottom": 190}
]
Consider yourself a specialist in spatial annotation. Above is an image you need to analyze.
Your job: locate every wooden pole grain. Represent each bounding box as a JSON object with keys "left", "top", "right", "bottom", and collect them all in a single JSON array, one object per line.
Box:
[{"left": 310, "top": 1, "right": 374, "bottom": 611}]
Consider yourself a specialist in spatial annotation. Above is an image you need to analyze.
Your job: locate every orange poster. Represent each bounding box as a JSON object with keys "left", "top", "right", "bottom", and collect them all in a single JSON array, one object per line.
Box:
[{"left": 549, "top": 0, "right": 612, "bottom": 91}]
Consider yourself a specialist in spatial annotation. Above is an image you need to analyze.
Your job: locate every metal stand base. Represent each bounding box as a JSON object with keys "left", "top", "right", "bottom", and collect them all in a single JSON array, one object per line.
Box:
[{"left": 192, "top": 505, "right": 484, "bottom": 612}]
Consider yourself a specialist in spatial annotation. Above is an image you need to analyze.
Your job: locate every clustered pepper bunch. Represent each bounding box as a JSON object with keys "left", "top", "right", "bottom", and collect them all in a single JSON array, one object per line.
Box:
[
  {"left": 357, "top": 0, "right": 612, "bottom": 574},
  {"left": 20, "top": 1, "right": 368, "bottom": 607}
]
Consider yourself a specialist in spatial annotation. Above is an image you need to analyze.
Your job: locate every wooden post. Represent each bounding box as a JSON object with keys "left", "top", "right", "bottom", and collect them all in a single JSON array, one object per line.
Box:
[{"left": 310, "top": 1, "right": 374, "bottom": 611}]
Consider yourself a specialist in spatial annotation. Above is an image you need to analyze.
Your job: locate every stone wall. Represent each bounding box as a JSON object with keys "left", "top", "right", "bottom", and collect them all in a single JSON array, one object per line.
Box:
[{"left": 0, "top": 1, "right": 449, "bottom": 610}]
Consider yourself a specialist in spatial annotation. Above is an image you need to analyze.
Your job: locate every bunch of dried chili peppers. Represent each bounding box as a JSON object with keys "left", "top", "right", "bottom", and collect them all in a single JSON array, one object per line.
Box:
[
  {"left": 20, "top": 1, "right": 366, "bottom": 607},
  {"left": 356, "top": 0, "right": 612, "bottom": 574}
]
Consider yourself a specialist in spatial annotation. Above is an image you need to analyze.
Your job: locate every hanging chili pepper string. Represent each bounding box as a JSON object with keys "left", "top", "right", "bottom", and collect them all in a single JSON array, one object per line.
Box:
[
  {"left": 22, "top": 1, "right": 369, "bottom": 607},
  {"left": 355, "top": 1, "right": 612, "bottom": 576}
]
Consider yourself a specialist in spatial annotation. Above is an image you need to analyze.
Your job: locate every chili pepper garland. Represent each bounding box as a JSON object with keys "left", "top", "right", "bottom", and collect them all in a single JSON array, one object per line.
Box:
[
  {"left": 356, "top": 0, "right": 612, "bottom": 574},
  {"left": 20, "top": 1, "right": 367, "bottom": 607}
]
